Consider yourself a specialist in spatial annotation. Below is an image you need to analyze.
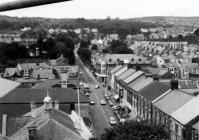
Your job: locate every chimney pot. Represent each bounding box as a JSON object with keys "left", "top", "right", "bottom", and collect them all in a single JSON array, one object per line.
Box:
[
  {"left": 170, "top": 80, "right": 179, "bottom": 90},
  {"left": 54, "top": 100, "right": 59, "bottom": 109},
  {"left": 30, "top": 101, "right": 37, "bottom": 111},
  {"left": 2, "top": 114, "right": 7, "bottom": 137},
  {"left": 28, "top": 126, "right": 37, "bottom": 140},
  {"left": 153, "top": 75, "right": 159, "bottom": 81}
]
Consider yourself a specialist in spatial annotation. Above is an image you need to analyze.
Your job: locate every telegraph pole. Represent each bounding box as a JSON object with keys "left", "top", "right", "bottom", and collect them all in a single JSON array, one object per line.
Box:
[{"left": 77, "top": 66, "right": 81, "bottom": 129}]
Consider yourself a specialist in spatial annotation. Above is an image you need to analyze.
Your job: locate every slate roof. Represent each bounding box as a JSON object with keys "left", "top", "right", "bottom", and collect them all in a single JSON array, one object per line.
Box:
[
  {"left": 128, "top": 75, "right": 153, "bottom": 92},
  {"left": 33, "top": 79, "right": 60, "bottom": 89},
  {"left": 145, "top": 67, "right": 168, "bottom": 76},
  {"left": 0, "top": 78, "right": 20, "bottom": 98},
  {"left": 9, "top": 107, "right": 82, "bottom": 140},
  {"left": 4, "top": 68, "right": 19, "bottom": 77},
  {"left": 110, "top": 65, "right": 123, "bottom": 74},
  {"left": 138, "top": 81, "right": 171, "bottom": 102},
  {"left": 0, "top": 88, "right": 90, "bottom": 103},
  {"left": 171, "top": 94, "right": 199, "bottom": 125},
  {"left": 117, "top": 69, "right": 136, "bottom": 80},
  {"left": 114, "top": 66, "right": 128, "bottom": 77},
  {"left": 20, "top": 63, "right": 51, "bottom": 70},
  {"left": 124, "top": 71, "right": 144, "bottom": 84},
  {"left": 153, "top": 90, "right": 194, "bottom": 115},
  {"left": 31, "top": 69, "right": 55, "bottom": 79},
  {"left": 20, "top": 63, "right": 37, "bottom": 70}
]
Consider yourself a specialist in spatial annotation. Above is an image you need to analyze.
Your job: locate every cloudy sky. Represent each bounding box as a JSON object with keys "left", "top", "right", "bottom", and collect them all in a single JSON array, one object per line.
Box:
[{"left": 0, "top": 0, "right": 199, "bottom": 19}]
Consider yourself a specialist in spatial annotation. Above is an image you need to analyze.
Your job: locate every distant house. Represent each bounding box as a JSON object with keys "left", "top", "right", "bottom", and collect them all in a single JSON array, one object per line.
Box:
[{"left": 151, "top": 56, "right": 165, "bottom": 68}]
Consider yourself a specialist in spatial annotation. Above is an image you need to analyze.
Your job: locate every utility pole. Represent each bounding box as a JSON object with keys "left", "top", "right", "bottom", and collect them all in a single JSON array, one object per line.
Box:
[{"left": 77, "top": 66, "right": 81, "bottom": 129}]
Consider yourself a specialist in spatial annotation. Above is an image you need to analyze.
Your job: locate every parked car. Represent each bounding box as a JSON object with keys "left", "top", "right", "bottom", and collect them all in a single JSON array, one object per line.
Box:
[
  {"left": 90, "top": 101, "right": 95, "bottom": 105},
  {"left": 104, "top": 94, "right": 110, "bottom": 100},
  {"left": 112, "top": 105, "right": 119, "bottom": 110},
  {"left": 79, "top": 71, "right": 83, "bottom": 75},
  {"left": 95, "top": 85, "right": 99, "bottom": 89},
  {"left": 119, "top": 118, "right": 126, "bottom": 124},
  {"left": 109, "top": 117, "right": 117, "bottom": 126},
  {"left": 85, "top": 92, "right": 90, "bottom": 96},
  {"left": 108, "top": 100, "right": 114, "bottom": 106},
  {"left": 100, "top": 99, "right": 106, "bottom": 105}
]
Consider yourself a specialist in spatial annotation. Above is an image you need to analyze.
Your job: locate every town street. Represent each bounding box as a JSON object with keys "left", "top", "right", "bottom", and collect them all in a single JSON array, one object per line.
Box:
[{"left": 75, "top": 50, "right": 115, "bottom": 139}]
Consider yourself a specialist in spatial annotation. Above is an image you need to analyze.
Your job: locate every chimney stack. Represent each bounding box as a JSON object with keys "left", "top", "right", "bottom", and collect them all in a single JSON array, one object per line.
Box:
[
  {"left": 30, "top": 101, "right": 37, "bottom": 111},
  {"left": 2, "top": 114, "right": 7, "bottom": 137},
  {"left": 28, "top": 126, "right": 37, "bottom": 140},
  {"left": 54, "top": 100, "right": 59, "bottom": 109},
  {"left": 170, "top": 80, "right": 179, "bottom": 90},
  {"left": 153, "top": 75, "right": 159, "bottom": 81},
  {"left": 30, "top": 101, "right": 37, "bottom": 118},
  {"left": 60, "top": 68, "right": 68, "bottom": 88}
]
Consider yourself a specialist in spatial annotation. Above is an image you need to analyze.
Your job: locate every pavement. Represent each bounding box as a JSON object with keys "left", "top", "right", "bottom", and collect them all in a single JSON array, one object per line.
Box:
[{"left": 75, "top": 50, "right": 116, "bottom": 139}]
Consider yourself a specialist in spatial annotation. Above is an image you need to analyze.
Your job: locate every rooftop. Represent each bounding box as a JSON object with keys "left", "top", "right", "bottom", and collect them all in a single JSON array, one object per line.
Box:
[
  {"left": 124, "top": 71, "right": 144, "bottom": 84},
  {"left": 9, "top": 107, "right": 83, "bottom": 140},
  {"left": 0, "top": 88, "right": 90, "bottom": 103},
  {"left": 128, "top": 75, "right": 153, "bottom": 92},
  {"left": 153, "top": 90, "right": 194, "bottom": 115},
  {"left": 33, "top": 79, "right": 60, "bottom": 89},
  {"left": 171, "top": 94, "right": 199, "bottom": 125},
  {"left": 116, "top": 69, "right": 136, "bottom": 80},
  {"left": 110, "top": 65, "right": 123, "bottom": 74},
  {"left": 139, "top": 81, "right": 171, "bottom": 102},
  {"left": 0, "top": 78, "right": 20, "bottom": 98},
  {"left": 114, "top": 66, "right": 128, "bottom": 77}
]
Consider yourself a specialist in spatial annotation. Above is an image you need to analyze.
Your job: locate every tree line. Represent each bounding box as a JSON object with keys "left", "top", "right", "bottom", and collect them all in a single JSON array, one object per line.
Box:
[{"left": 0, "top": 32, "right": 76, "bottom": 67}]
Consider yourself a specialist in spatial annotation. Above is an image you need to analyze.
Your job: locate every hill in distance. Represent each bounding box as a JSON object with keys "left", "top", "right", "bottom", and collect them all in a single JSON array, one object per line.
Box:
[{"left": 131, "top": 16, "right": 199, "bottom": 27}]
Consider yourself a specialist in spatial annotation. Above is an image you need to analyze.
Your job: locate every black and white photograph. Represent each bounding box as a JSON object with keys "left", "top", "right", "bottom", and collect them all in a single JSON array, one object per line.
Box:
[{"left": 0, "top": 0, "right": 199, "bottom": 140}]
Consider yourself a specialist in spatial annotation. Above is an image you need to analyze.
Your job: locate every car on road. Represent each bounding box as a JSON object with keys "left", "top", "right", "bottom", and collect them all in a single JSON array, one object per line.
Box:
[
  {"left": 95, "top": 85, "right": 99, "bottom": 89},
  {"left": 109, "top": 117, "right": 117, "bottom": 126},
  {"left": 90, "top": 101, "right": 95, "bottom": 105},
  {"left": 85, "top": 92, "right": 90, "bottom": 97},
  {"left": 100, "top": 99, "right": 106, "bottom": 105},
  {"left": 104, "top": 94, "right": 110, "bottom": 100},
  {"left": 79, "top": 71, "right": 83, "bottom": 75},
  {"left": 108, "top": 100, "right": 114, "bottom": 106},
  {"left": 112, "top": 105, "right": 119, "bottom": 110},
  {"left": 119, "top": 118, "right": 126, "bottom": 124}
]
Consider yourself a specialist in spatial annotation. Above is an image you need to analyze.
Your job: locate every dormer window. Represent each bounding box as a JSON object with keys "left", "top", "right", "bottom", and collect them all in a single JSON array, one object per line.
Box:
[{"left": 131, "top": 58, "right": 134, "bottom": 62}]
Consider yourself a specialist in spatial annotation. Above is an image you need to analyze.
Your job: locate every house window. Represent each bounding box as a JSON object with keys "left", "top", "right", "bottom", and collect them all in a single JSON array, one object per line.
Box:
[
  {"left": 175, "top": 123, "right": 179, "bottom": 134},
  {"left": 127, "top": 92, "right": 133, "bottom": 105}
]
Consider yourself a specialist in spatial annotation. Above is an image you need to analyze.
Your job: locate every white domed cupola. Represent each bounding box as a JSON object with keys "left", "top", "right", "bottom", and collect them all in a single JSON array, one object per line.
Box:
[{"left": 43, "top": 90, "right": 53, "bottom": 110}]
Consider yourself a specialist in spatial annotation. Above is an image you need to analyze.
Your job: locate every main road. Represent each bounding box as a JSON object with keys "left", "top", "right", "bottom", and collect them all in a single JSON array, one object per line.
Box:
[{"left": 75, "top": 49, "right": 115, "bottom": 139}]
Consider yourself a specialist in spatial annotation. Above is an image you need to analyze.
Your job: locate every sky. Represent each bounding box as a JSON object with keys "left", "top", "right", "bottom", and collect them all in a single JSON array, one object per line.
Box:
[{"left": 0, "top": 0, "right": 199, "bottom": 19}]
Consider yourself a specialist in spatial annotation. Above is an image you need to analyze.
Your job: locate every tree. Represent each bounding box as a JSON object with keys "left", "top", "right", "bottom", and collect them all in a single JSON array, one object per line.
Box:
[
  {"left": 109, "top": 40, "right": 134, "bottom": 54},
  {"left": 79, "top": 40, "right": 90, "bottom": 49},
  {"left": 91, "top": 44, "right": 98, "bottom": 50},
  {"left": 101, "top": 120, "right": 169, "bottom": 140}
]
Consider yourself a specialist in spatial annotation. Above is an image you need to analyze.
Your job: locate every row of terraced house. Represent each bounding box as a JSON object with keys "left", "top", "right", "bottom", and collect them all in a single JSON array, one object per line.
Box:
[{"left": 108, "top": 64, "right": 199, "bottom": 140}]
